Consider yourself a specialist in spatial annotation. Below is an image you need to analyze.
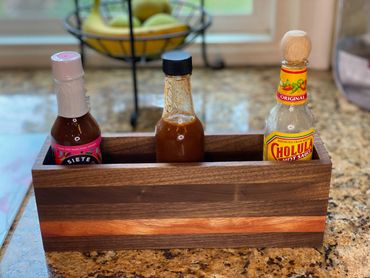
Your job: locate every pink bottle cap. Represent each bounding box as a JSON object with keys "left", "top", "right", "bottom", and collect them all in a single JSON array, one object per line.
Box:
[{"left": 51, "top": 51, "right": 84, "bottom": 81}]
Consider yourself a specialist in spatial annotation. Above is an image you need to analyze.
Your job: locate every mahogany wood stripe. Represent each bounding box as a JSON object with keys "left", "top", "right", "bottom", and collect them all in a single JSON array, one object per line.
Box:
[
  {"left": 42, "top": 232, "right": 324, "bottom": 251},
  {"left": 37, "top": 200, "right": 328, "bottom": 220},
  {"left": 40, "top": 216, "right": 325, "bottom": 237},
  {"left": 34, "top": 181, "right": 329, "bottom": 205}
]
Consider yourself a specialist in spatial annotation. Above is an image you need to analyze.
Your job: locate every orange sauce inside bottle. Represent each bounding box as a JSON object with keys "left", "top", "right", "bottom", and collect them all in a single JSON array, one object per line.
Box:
[{"left": 155, "top": 114, "right": 204, "bottom": 163}]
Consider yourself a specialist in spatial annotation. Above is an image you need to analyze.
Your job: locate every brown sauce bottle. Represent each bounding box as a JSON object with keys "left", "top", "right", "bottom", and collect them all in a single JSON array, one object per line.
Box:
[
  {"left": 50, "top": 51, "right": 102, "bottom": 165},
  {"left": 155, "top": 51, "right": 204, "bottom": 162}
]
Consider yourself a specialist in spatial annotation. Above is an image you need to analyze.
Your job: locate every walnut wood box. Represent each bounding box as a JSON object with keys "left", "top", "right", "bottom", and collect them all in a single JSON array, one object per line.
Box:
[{"left": 32, "top": 133, "right": 331, "bottom": 251}]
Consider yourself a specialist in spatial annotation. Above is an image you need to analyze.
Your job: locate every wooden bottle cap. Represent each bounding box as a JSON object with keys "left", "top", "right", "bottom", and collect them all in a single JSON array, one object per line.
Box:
[{"left": 280, "top": 30, "right": 311, "bottom": 63}]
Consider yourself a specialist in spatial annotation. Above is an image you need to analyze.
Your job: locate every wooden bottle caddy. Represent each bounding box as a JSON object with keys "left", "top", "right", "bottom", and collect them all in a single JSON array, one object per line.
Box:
[{"left": 32, "top": 133, "right": 331, "bottom": 251}]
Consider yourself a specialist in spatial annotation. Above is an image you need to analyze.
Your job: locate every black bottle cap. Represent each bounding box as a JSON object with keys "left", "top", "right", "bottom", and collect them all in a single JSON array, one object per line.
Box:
[{"left": 162, "top": 50, "right": 192, "bottom": 76}]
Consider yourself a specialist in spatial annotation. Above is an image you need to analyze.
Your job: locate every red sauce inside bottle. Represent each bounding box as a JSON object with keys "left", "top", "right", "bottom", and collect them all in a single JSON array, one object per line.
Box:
[
  {"left": 155, "top": 115, "right": 204, "bottom": 163},
  {"left": 51, "top": 113, "right": 100, "bottom": 146},
  {"left": 156, "top": 51, "right": 204, "bottom": 162},
  {"left": 51, "top": 113, "right": 102, "bottom": 165}
]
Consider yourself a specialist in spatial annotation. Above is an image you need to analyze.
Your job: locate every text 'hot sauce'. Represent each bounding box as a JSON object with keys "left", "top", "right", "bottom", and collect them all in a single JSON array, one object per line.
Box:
[
  {"left": 155, "top": 51, "right": 204, "bottom": 162},
  {"left": 50, "top": 51, "right": 102, "bottom": 165}
]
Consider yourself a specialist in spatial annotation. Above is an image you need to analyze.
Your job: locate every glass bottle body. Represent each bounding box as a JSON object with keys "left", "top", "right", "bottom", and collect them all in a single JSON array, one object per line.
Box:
[
  {"left": 51, "top": 112, "right": 101, "bottom": 147},
  {"left": 265, "top": 103, "right": 314, "bottom": 135},
  {"left": 263, "top": 61, "right": 314, "bottom": 161},
  {"left": 155, "top": 74, "right": 204, "bottom": 162},
  {"left": 51, "top": 77, "right": 102, "bottom": 165}
]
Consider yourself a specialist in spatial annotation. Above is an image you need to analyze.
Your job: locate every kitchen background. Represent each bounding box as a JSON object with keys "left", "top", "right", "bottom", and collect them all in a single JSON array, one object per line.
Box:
[{"left": 0, "top": 0, "right": 369, "bottom": 277}]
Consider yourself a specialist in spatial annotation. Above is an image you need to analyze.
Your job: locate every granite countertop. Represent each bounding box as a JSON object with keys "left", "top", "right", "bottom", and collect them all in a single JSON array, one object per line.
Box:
[{"left": 0, "top": 68, "right": 369, "bottom": 277}]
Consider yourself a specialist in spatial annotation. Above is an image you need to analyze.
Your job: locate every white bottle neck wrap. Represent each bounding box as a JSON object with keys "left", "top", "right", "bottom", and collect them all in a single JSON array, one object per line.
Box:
[{"left": 55, "top": 77, "right": 89, "bottom": 118}]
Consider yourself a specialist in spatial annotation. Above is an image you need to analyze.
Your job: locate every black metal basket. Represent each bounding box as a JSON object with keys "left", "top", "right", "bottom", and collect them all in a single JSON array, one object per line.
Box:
[{"left": 64, "top": 0, "right": 212, "bottom": 62}]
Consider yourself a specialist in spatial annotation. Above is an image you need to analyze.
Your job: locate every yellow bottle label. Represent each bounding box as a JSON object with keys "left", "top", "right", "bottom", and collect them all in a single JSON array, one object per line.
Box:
[
  {"left": 264, "top": 128, "right": 314, "bottom": 161},
  {"left": 277, "top": 67, "right": 307, "bottom": 105}
]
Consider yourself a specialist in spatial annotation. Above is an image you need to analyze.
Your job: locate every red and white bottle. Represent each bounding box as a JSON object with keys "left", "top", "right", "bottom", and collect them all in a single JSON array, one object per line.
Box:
[{"left": 50, "top": 51, "right": 102, "bottom": 165}]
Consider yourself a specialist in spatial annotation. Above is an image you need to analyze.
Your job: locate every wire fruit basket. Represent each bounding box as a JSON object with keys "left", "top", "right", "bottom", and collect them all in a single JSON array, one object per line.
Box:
[{"left": 64, "top": 0, "right": 212, "bottom": 62}]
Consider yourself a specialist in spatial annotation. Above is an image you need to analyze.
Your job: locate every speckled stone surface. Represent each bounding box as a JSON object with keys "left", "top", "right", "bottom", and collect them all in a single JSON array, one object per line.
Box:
[{"left": 0, "top": 68, "right": 369, "bottom": 278}]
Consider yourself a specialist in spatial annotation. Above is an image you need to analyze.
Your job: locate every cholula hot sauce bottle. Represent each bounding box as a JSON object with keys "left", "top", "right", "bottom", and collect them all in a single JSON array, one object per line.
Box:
[
  {"left": 155, "top": 51, "right": 204, "bottom": 162},
  {"left": 264, "top": 30, "right": 315, "bottom": 161},
  {"left": 50, "top": 51, "right": 102, "bottom": 165}
]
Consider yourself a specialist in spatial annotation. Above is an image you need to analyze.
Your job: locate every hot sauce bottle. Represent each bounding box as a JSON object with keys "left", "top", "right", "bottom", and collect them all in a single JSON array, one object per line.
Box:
[
  {"left": 155, "top": 51, "right": 204, "bottom": 162},
  {"left": 264, "top": 30, "right": 315, "bottom": 161},
  {"left": 50, "top": 51, "right": 102, "bottom": 165}
]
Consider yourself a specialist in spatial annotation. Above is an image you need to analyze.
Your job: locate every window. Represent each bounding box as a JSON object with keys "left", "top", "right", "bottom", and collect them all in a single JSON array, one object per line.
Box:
[
  {"left": 192, "top": 0, "right": 274, "bottom": 49},
  {"left": 0, "top": 0, "right": 265, "bottom": 35},
  {"left": 0, "top": 0, "right": 73, "bottom": 35},
  {"left": 0, "top": 0, "right": 336, "bottom": 69},
  {"left": 0, "top": 1, "right": 73, "bottom": 18}
]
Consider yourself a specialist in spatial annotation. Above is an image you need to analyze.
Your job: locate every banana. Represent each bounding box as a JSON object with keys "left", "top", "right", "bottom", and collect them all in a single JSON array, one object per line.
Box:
[{"left": 82, "top": 0, "right": 189, "bottom": 57}]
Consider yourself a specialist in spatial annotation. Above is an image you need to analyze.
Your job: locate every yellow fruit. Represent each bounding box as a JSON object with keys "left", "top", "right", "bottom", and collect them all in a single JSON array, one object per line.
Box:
[
  {"left": 143, "top": 13, "right": 179, "bottom": 27},
  {"left": 82, "top": 0, "right": 188, "bottom": 57},
  {"left": 132, "top": 0, "right": 172, "bottom": 21},
  {"left": 160, "top": 0, "right": 172, "bottom": 14},
  {"left": 132, "top": 0, "right": 163, "bottom": 22},
  {"left": 109, "top": 15, "right": 141, "bottom": 28}
]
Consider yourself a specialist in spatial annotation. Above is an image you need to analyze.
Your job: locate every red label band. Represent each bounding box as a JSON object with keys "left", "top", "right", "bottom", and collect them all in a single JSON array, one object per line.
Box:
[
  {"left": 281, "top": 68, "right": 307, "bottom": 74},
  {"left": 51, "top": 136, "right": 102, "bottom": 165},
  {"left": 276, "top": 91, "right": 307, "bottom": 103}
]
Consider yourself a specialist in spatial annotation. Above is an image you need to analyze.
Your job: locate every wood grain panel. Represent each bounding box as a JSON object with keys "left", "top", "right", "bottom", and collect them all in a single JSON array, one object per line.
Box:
[
  {"left": 33, "top": 133, "right": 331, "bottom": 188},
  {"left": 101, "top": 133, "right": 263, "bottom": 163},
  {"left": 313, "top": 133, "right": 331, "bottom": 163},
  {"left": 40, "top": 216, "right": 325, "bottom": 237},
  {"left": 42, "top": 233, "right": 324, "bottom": 251},
  {"left": 32, "top": 162, "right": 331, "bottom": 188},
  {"left": 37, "top": 200, "right": 328, "bottom": 220},
  {"left": 35, "top": 133, "right": 328, "bottom": 166},
  {"left": 101, "top": 133, "right": 155, "bottom": 163},
  {"left": 34, "top": 181, "right": 329, "bottom": 205},
  {"left": 32, "top": 133, "right": 331, "bottom": 249},
  {"left": 102, "top": 133, "right": 263, "bottom": 158},
  {"left": 40, "top": 133, "right": 263, "bottom": 165}
]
